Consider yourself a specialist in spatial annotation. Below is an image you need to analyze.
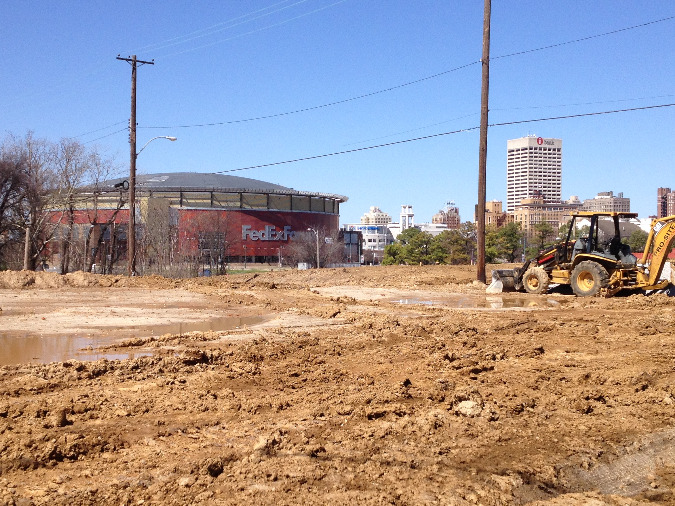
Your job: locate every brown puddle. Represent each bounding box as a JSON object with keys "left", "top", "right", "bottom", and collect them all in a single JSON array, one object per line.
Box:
[
  {"left": 392, "top": 295, "right": 560, "bottom": 309},
  {"left": 0, "top": 315, "right": 267, "bottom": 366}
]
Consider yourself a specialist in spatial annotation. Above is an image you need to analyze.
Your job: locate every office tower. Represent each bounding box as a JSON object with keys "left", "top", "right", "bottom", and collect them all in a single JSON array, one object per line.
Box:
[{"left": 507, "top": 136, "right": 562, "bottom": 213}]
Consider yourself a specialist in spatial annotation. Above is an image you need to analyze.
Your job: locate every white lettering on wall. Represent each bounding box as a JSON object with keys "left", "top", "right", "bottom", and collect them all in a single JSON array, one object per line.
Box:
[{"left": 242, "top": 225, "right": 294, "bottom": 241}]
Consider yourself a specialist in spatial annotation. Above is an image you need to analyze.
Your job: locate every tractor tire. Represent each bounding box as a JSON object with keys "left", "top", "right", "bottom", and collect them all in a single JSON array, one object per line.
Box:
[
  {"left": 571, "top": 261, "right": 609, "bottom": 297},
  {"left": 522, "top": 267, "right": 550, "bottom": 295}
]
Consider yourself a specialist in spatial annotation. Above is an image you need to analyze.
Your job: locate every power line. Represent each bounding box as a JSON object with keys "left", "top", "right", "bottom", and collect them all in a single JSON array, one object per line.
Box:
[
  {"left": 213, "top": 103, "right": 675, "bottom": 174},
  {"left": 491, "top": 94, "right": 675, "bottom": 112},
  {"left": 215, "top": 126, "right": 481, "bottom": 174},
  {"left": 140, "top": 15, "right": 674, "bottom": 131},
  {"left": 493, "top": 15, "right": 674, "bottom": 60},
  {"left": 343, "top": 113, "right": 480, "bottom": 146},
  {"left": 490, "top": 103, "right": 675, "bottom": 127},
  {"left": 83, "top": 127, "right": 129, "bottom": 144},
  {"left": 157, "top": 0, "right": 348, "bottom": 59},
  {"left": 74, "top": 121, "right": 128, "bottom": 139},
  {"left": 140, "top": 61, "right": 479, "bottom": 129},
  {"left": 346, "top": 94, "right": 674, "bottom": 147},
  {"left": 127, "top": 0, "right": 313, "bottom": 55}
]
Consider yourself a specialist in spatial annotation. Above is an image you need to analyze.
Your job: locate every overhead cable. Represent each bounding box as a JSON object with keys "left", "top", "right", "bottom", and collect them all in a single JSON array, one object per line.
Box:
[
  {"left": 142, "top": 15, "right": 674, "bottom": 130},
  {"left": 83, "top": 128, "right": 129, "bottom": 144},
  {"left": 157, "top": 0, "right": 348, "bottom": 59},
  {"left": 213, "top": 103, "right": 675, "bottom": 173},
  {"left": 493, "top": 16, "right": 674, "bottom": 60},
  {"left": 74, "top": 121, "right": 128, "bottom": 139},
  {"left": 126, "top": 0, "right": 313, "bottom": 55},
  {"left": 140, "top": 62, "right": 479, "bottom": 129}
]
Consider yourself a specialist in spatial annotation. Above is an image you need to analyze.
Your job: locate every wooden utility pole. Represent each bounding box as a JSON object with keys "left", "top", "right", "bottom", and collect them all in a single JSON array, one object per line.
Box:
[
  {"left": 476, "top": 0, "right": 491, "bottom": 283},
  {"left": 117, "top": 55, "right": 154, "bottom": 276}
]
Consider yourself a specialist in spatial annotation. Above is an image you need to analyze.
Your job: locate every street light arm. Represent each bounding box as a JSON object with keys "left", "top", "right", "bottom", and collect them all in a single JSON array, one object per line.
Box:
[{"left": 136, "top": 136, "right": 177, "bottom": 157}]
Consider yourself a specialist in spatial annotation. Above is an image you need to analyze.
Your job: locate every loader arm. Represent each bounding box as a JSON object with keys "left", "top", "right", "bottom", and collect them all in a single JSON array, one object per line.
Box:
[{"left": 638, "top": 215, "right": 675, "bottom": 286}]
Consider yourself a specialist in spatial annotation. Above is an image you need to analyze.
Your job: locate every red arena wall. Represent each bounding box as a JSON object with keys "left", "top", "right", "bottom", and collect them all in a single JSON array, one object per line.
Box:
[{"left": 176, "top": 208, "right": 339, "bottom": 257}]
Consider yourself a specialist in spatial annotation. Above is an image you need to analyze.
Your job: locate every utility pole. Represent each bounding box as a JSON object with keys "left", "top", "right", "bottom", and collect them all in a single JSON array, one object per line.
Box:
[
  {"left": 476, "top": 0, "right": 491, "bottom": 283},
  {"left": 117, "top": 54, "right": 154, "bottom": 276}
]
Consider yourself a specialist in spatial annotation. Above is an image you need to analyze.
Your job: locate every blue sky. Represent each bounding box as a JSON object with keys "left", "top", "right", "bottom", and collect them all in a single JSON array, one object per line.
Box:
[{"left": 2, "top": 1, "right": 673, "bottom": 225}]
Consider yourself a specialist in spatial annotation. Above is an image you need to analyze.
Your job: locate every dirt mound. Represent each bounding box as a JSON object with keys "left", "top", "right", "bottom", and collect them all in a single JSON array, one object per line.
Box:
[
  {"left": 0, "top": 270, "right": 184, "bottom": 290},
  {"left": 0, "top": 265, "right": 674, "bottom": 504}
]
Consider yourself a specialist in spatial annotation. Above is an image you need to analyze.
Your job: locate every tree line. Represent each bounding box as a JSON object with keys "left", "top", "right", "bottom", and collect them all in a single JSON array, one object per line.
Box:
[
  {"left": 0, "top": 132, "right": 119, "bottom": 272},
  {"left": 383, "top": 220, "right": 650, "bottom": 266}
]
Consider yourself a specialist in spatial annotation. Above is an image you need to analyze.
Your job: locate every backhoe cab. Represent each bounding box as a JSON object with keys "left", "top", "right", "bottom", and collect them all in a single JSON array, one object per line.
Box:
[{"left": 489, "top": 212, "right": 675, "bottom": 297}]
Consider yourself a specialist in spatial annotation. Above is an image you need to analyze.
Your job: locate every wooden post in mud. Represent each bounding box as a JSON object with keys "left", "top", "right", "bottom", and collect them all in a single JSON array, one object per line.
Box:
[{"left": 476, "top": 0, "right": 491, "bottom": 284}]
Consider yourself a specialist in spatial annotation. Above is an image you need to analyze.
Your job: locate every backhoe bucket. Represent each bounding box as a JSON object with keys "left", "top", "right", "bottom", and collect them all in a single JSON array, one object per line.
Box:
[{"left": 487, "top": 269, "right": 516, "bottom": 293}]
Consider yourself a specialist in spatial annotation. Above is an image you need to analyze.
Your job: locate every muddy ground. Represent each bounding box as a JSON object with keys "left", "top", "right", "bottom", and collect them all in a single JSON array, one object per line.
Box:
[{"left": 0, "top": 265, "right": 674, "bottom": 505}]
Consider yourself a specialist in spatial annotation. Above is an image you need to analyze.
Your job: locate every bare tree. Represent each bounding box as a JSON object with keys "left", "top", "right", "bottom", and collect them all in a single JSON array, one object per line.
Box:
[
  {"left": 0, "top": 155, "right": 26, "bottom": 266},
  {"left": 1, "top": 132, "right": 122, "bottom": 273},
  {"left": 48, "top": 138, "right": 124, "bottom": 274},
  {"left": 0, "top": 132, "right": 58, "bottom": 270},
  {"left": 140, "top": 198, "right": 177, "bottom": 276},
  {"left": 285, "top": 227, "right": 342, "bottom": 268},
  {"left": 80, "top": 149, "right": 123, "bottom": 272},
  {"left": 51, "top": 139, "right": 90, "bottom": 274},
  {"left": 196, "top": 211, "right": 232, "bottom": 275}
]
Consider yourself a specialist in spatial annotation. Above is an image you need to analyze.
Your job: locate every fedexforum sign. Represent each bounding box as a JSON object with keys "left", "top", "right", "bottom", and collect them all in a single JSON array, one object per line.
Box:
[{"left": 242, "top": 225, "right": 294, "bottom": 241}]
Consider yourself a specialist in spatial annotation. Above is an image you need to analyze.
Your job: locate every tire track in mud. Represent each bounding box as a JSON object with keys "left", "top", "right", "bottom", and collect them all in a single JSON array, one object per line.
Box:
[{"left": 560, "top": 428, "right": 675, "bottom": 498}]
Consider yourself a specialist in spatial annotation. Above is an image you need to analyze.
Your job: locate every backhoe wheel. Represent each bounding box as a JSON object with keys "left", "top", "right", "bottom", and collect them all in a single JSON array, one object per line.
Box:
[
  {"left": 522, "top": 267, "right": 550, "bottom": 295},
  {"left": 571, "top": 261, "right": 609, "bottom": 297}
]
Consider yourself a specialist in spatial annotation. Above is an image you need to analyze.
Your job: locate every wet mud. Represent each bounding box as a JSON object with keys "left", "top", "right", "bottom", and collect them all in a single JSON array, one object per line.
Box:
[{"left": 0, "top": 265, "right": 674, "bottom": 505}]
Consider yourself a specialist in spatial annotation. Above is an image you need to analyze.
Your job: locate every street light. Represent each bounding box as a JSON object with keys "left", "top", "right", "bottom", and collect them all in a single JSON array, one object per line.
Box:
[
  {"left": 137, "top": 136, "right": 177, "bottom": 156},
  {"left": 128, "top": 135, "right": 177, "bottom": 276},
  {"left": 307, "top": 228, "right": 320, "bottom": 269}
]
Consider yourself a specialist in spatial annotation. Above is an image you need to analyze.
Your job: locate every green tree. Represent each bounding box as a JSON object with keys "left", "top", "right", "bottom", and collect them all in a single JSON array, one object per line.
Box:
[
  {"left": 403, "top": 231, "right": 434, "bottom": 264},
  {"left": 382, "top": 243, "right": 404, "bottom": 265},
  {"left": 457, "top": 222, "right": 477, "bottom": 264},
  {"left": 396, "top": 227, "right": 421, "bottom": 246},
  {"left": 383, "top": 223, "right": 477, "bottom": 266},
  {"left": 627, "top": 229, "right": 648, "bottom": 254},
  {"left": 486, "top": 222, "right": 523, "bottom": 262},
  {"left": 432, "top": 229, "right": 469, "bottom": 264},
  {"left": 383, "top": 227, "right": 425, "bottom": 265},
  {"left": 485, "top": 225, "right": 500, "bottom": 263},
  {"left": 532, "top": 222, "right": 556, "bottom": 252}
]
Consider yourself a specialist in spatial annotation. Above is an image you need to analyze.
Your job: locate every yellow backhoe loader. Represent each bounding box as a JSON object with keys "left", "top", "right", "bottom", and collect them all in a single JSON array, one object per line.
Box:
[{"left": 489, "top": 212, "right": 675, "bottom": 297}]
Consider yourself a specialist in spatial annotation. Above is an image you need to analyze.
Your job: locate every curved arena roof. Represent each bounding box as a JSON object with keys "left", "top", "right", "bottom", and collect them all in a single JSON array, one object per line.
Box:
[{"left": 102, "top": 172, "right": 347, "bottom": 203}]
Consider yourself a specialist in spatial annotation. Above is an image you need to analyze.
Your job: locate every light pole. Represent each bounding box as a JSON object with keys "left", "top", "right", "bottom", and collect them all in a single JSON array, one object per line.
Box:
[
  {"left": 128, "top": 136, "right": 177, "bottom": 276},
  {"left": 307, "top": 228, "right": 320, "bottom": 268}
]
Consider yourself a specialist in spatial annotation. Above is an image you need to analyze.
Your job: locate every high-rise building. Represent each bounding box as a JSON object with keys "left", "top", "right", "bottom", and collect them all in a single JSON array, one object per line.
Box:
[
  {"left": 507, "top": 136, "right": 562, "bottom": 213},
  {"left": 432, "top": 201, "right": 461, "bottom": 229},
  {"left": 657, "top": 187, "right": 674, "bottom": 218}
]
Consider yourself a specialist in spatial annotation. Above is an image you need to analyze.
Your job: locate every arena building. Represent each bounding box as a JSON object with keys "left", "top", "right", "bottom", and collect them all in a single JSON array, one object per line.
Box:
[{"left": 47, "top": 172, "right": 347, "bottom": 273}]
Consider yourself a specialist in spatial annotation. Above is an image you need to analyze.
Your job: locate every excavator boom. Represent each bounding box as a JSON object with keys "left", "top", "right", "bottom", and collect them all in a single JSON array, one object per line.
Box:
[{"left": 640, "top": 215, "right": 675, "bottom": 287}]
